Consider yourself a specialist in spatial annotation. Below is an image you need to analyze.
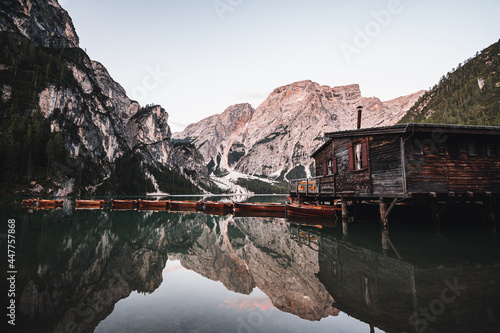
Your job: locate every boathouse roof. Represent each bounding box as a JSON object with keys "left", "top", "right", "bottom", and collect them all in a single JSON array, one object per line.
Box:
[
  {"left": 312, "top": 123, "right": 500, "bottom": 157},
  {"left": 324, "top": 123, "right": 500, "bottom": 138}
]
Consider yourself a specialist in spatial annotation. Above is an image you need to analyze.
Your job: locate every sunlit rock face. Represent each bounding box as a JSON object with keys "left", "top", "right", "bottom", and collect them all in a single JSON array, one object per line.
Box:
[{"left": 175, "top": 80, "right": 425, "bottom": 180}]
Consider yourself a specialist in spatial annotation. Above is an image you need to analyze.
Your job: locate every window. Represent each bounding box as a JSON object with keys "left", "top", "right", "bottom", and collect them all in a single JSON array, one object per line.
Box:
[
  {"left": 355, "top": 143, "right": 362, "bottom": 170},
  {"left": 348, "top": 139, "right": 368, "bottom": 171},
  {"left": 468, "top": 141, "right": 477, "bottom": 156},
  {"left": 486, "top": 143, "right": 495, "bottom": 157},
  {"left": 413, "top": 139, "right": 423, "bottom": 155},
  {"left": 327, "top": 157, "right": 337, "bottom": 175}
]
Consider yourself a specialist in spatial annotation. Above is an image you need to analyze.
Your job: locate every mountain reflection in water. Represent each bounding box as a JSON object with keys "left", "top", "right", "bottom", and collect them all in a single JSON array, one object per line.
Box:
[{"left": 3, "top": 200, "right": 499, "bottom": 333}]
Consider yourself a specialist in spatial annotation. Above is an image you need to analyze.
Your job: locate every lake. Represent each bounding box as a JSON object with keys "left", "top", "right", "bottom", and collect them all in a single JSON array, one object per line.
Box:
[{"left": 2, "top": 196, "right": 499, "bottom": 333}]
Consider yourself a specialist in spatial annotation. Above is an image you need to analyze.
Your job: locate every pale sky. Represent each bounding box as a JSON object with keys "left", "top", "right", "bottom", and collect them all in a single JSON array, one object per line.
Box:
[{"left": 62, "top": 0, "right": 500, "bottom": 133}]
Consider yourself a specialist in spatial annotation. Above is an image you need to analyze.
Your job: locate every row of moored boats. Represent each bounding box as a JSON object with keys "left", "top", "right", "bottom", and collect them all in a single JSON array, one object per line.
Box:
[{"left": 22, "top": 199, "right": 342, "bottom": 219}]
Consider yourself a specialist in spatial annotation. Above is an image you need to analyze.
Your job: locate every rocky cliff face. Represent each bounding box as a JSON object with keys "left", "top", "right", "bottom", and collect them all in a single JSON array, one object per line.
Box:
[
  {"left": 0, "top": 0, "right": 79, "bottom": 48},
  {"left": 175, "top": 80, "right": 425, "bottom": 182},
  {"left": 0, "top": 0, "right": 205, "bottom": 195}
]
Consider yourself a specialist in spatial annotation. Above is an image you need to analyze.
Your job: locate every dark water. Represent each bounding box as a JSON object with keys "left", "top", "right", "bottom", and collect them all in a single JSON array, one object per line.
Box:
[{"left": 1, "top": 197, "right": 499, "bottom": 333}]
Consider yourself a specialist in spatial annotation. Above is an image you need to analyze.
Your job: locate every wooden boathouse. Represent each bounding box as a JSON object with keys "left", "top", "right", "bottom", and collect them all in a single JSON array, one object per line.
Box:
[{"left": 289, "top": 123, "right": 500, "bottom": 227}]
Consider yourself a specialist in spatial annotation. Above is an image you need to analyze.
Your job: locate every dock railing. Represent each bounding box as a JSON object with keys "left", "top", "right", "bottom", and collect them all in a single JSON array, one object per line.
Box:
[{"left": 289, "top": 176, "right": 336, "bottom": 196}]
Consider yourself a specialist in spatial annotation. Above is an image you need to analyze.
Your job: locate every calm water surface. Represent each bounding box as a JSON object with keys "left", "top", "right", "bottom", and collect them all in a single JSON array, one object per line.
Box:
[{"left": 1, "top": 196, "right": 499, "bottom": 333}]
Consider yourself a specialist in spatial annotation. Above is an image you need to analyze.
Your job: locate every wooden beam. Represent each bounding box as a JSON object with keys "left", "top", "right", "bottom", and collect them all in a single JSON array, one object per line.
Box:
[
  {"left": 385, "top": 198, "right": 398, "bottom": 219},
  {"left": 400, "top": 136, "right": 408, "bottom": 195},
  {"left": 379, "top": 198, "right": 389, "bottom": 229},
  {"left": 341, "top": 198, "right": 348, "bottom": 221}
]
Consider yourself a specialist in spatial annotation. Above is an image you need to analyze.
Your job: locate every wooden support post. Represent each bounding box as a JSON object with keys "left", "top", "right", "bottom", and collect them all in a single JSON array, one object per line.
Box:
[
  {"left": 381, "top": 228, "right": 390, "bottom": 253},
  {"left": 341, "top": 198, "right": 348, "bottom": 221},
  {"left": 342, "top": 218, "right": 349, "bottom": 238},
  {"left": 379, "top": 198, "right": 389, "bottom": 229},
  {"left": 484, "top": 200, "right": 497, "bottom": 235}
]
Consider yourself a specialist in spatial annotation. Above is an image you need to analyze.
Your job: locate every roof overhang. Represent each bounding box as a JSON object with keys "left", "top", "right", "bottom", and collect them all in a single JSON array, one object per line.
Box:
[
  {"left": 324, "top": 123, "right": 500, "bottom": 139},
  {"left": 311, "top": 123, "right": 500, "bottom": 158}
]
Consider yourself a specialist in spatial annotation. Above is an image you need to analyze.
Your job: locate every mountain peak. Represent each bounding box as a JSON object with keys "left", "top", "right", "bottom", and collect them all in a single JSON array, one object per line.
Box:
[{"left": 177, "top": 80, "right": 424, "bottom": 181}]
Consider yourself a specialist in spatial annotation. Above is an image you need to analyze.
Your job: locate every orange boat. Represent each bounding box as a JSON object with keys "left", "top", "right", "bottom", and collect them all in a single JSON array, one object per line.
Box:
[
  {"left": 168, "top": 200, "right": 198, "bottom": 212},
  {"left": 22, "top": 199, "right": 37, "bottom": 207},
  {"left": 138, "top": 200, "right": 168, "bottom": 210},
  {"left": 233, "top": 202, "right": 285, "bottom": 213},
  {"left": 111, "top": 199, "right": 138, "bottom": 209},
  {"left": 199, "top": 200, "right": 234, "bottom": 212},
  {"left": 286, "top": 202, "right": 340, "bottom": 219},
  {"left": 37, "top": 199, "right": 63, "bottom": 207},
  {"left": 76, "top": 199, "right": 107, "bottom": 207}
]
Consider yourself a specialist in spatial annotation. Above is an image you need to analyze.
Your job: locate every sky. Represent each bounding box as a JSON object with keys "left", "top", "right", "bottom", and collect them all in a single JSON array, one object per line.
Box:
[{"left": 61, "top": 0, "right": 500, "bottom": 133}]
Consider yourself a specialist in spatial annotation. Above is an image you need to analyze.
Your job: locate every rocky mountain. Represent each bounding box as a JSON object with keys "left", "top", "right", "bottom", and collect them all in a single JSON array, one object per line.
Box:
[
  {"left": 170, "top": 214, "right": 338, "bottom": 321},
  {"left": 175, "top": 80, "right": 425, "bottom": 187},
  {"left": 400, "top": 39, "right": 500, "bottom": 126},
  {"left": 0, "top": 0, "right": 205, "bottom": 195},
  {"left": 0, "top": 0, "right": 79, "bottom": 48}
]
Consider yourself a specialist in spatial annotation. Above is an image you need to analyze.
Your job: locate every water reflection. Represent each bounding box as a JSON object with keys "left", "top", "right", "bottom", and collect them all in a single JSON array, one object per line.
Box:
[{"left": 4, "top": 202, "right": 499, "bottom": 332}]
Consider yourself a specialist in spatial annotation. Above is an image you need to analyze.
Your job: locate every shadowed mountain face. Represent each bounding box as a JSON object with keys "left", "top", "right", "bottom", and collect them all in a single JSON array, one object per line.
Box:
[
  {"left": 0, "top": 0, "right": 207, "bottom": 196},
  {"left": 7, "top": 202, "right": 499, "bottom": 333}
]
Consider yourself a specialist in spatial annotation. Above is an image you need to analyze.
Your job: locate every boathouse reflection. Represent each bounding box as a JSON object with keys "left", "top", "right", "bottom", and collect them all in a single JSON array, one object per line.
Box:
[{"left": 293, "top": 222, "right": 500, "bottom": 333}]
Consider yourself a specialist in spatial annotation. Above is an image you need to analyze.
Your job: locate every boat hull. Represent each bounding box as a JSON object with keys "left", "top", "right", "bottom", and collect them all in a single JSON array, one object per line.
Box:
[
  {"left": 37, "top": 199, "right": 63, "bottom": 207},
  {"left": 138, "top": 200, "right": 168, "bottom": 210},
  {"left": 169, "top": 200, "right": 198, "bottom": 212},
  {"left": 111, "top": 200, "right": 138, "bottom": 209},
  {"left": 200, "top": 201, "right": 234, "bottom": 213},
  {"left": 286, "top": 202, "right": 340, "bottom": 219},
  {"left": 234, "top": 202, "right": 285, "bottom": 213},
  {"left": 76, "top": 200, "right": 107, "bottom": 207}
]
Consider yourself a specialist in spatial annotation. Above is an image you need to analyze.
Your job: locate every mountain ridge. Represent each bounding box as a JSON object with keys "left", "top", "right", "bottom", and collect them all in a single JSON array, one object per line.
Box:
[
  {"left": 0, "top": 0, "right": 207, "bottom": 196},
  {"left": 400, "top": 39, "right": 500, "bottom": 126},
  {"left": 175, "top": 80, "right": 425, "bottom": 187}
]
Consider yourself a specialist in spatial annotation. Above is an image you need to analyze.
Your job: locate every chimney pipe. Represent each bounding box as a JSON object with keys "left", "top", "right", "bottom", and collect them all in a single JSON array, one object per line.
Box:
[{"left": 357, "top": 106, "right": 363, "bottom": 129}]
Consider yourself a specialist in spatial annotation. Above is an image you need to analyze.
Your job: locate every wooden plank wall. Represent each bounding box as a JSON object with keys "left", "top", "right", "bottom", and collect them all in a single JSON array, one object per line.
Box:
[
  {"left": 369, "top": 135, "right": 404, "bottom": 196},
  {"left": 405, "top": 133, "right": 500, "bottom": 194},
  {"left": 334, "top": 138, "right": 372, "bottom": 195}
]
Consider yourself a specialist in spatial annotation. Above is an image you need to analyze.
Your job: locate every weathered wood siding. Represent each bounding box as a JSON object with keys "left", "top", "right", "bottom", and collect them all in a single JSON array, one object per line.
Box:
[
  {"left": 310, "top": 128, "right": 500, "bottom": 198},
  {"left": 405, "top": 133, "right": 500, "bottom": 194},
  {"left": 369, "top": 135, "right": 404, "bottom": 195},
  {"left": 334, "top": 138, "right": 371, "bottom": 195}
]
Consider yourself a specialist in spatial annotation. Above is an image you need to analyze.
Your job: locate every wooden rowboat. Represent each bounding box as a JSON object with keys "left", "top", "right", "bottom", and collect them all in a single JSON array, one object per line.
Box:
[
  {"left": 37, "top": 199, "right": 63, "bottom": 207},
  {"left": 139, "top": 200, "right": 168, "bottom": 210},
  {"left": 22, "top": 199, "right": 37, "bottom": 207},
  {"left": 286, "top": 202, "right": 340, "bottom": 219},
  {"left": 233, "top": 202, "right": 285, "bottom": 213},
  {"left": 76, "top": 199, "right": 107, "bottom": 207},
  {"left": 111, "top": 199, "right": 138, "bottom": 209},
  {"left": 199, "top": 200, "right": 234, "bottom": 212},
  {"left": 168, "top": 200, "right": 198, "bottom": 212}
]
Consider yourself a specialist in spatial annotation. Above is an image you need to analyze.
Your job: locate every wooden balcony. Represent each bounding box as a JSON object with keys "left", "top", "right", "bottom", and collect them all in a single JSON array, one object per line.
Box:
[{"left": 289, "top": 176, "right": 336, "bottom": 196}]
